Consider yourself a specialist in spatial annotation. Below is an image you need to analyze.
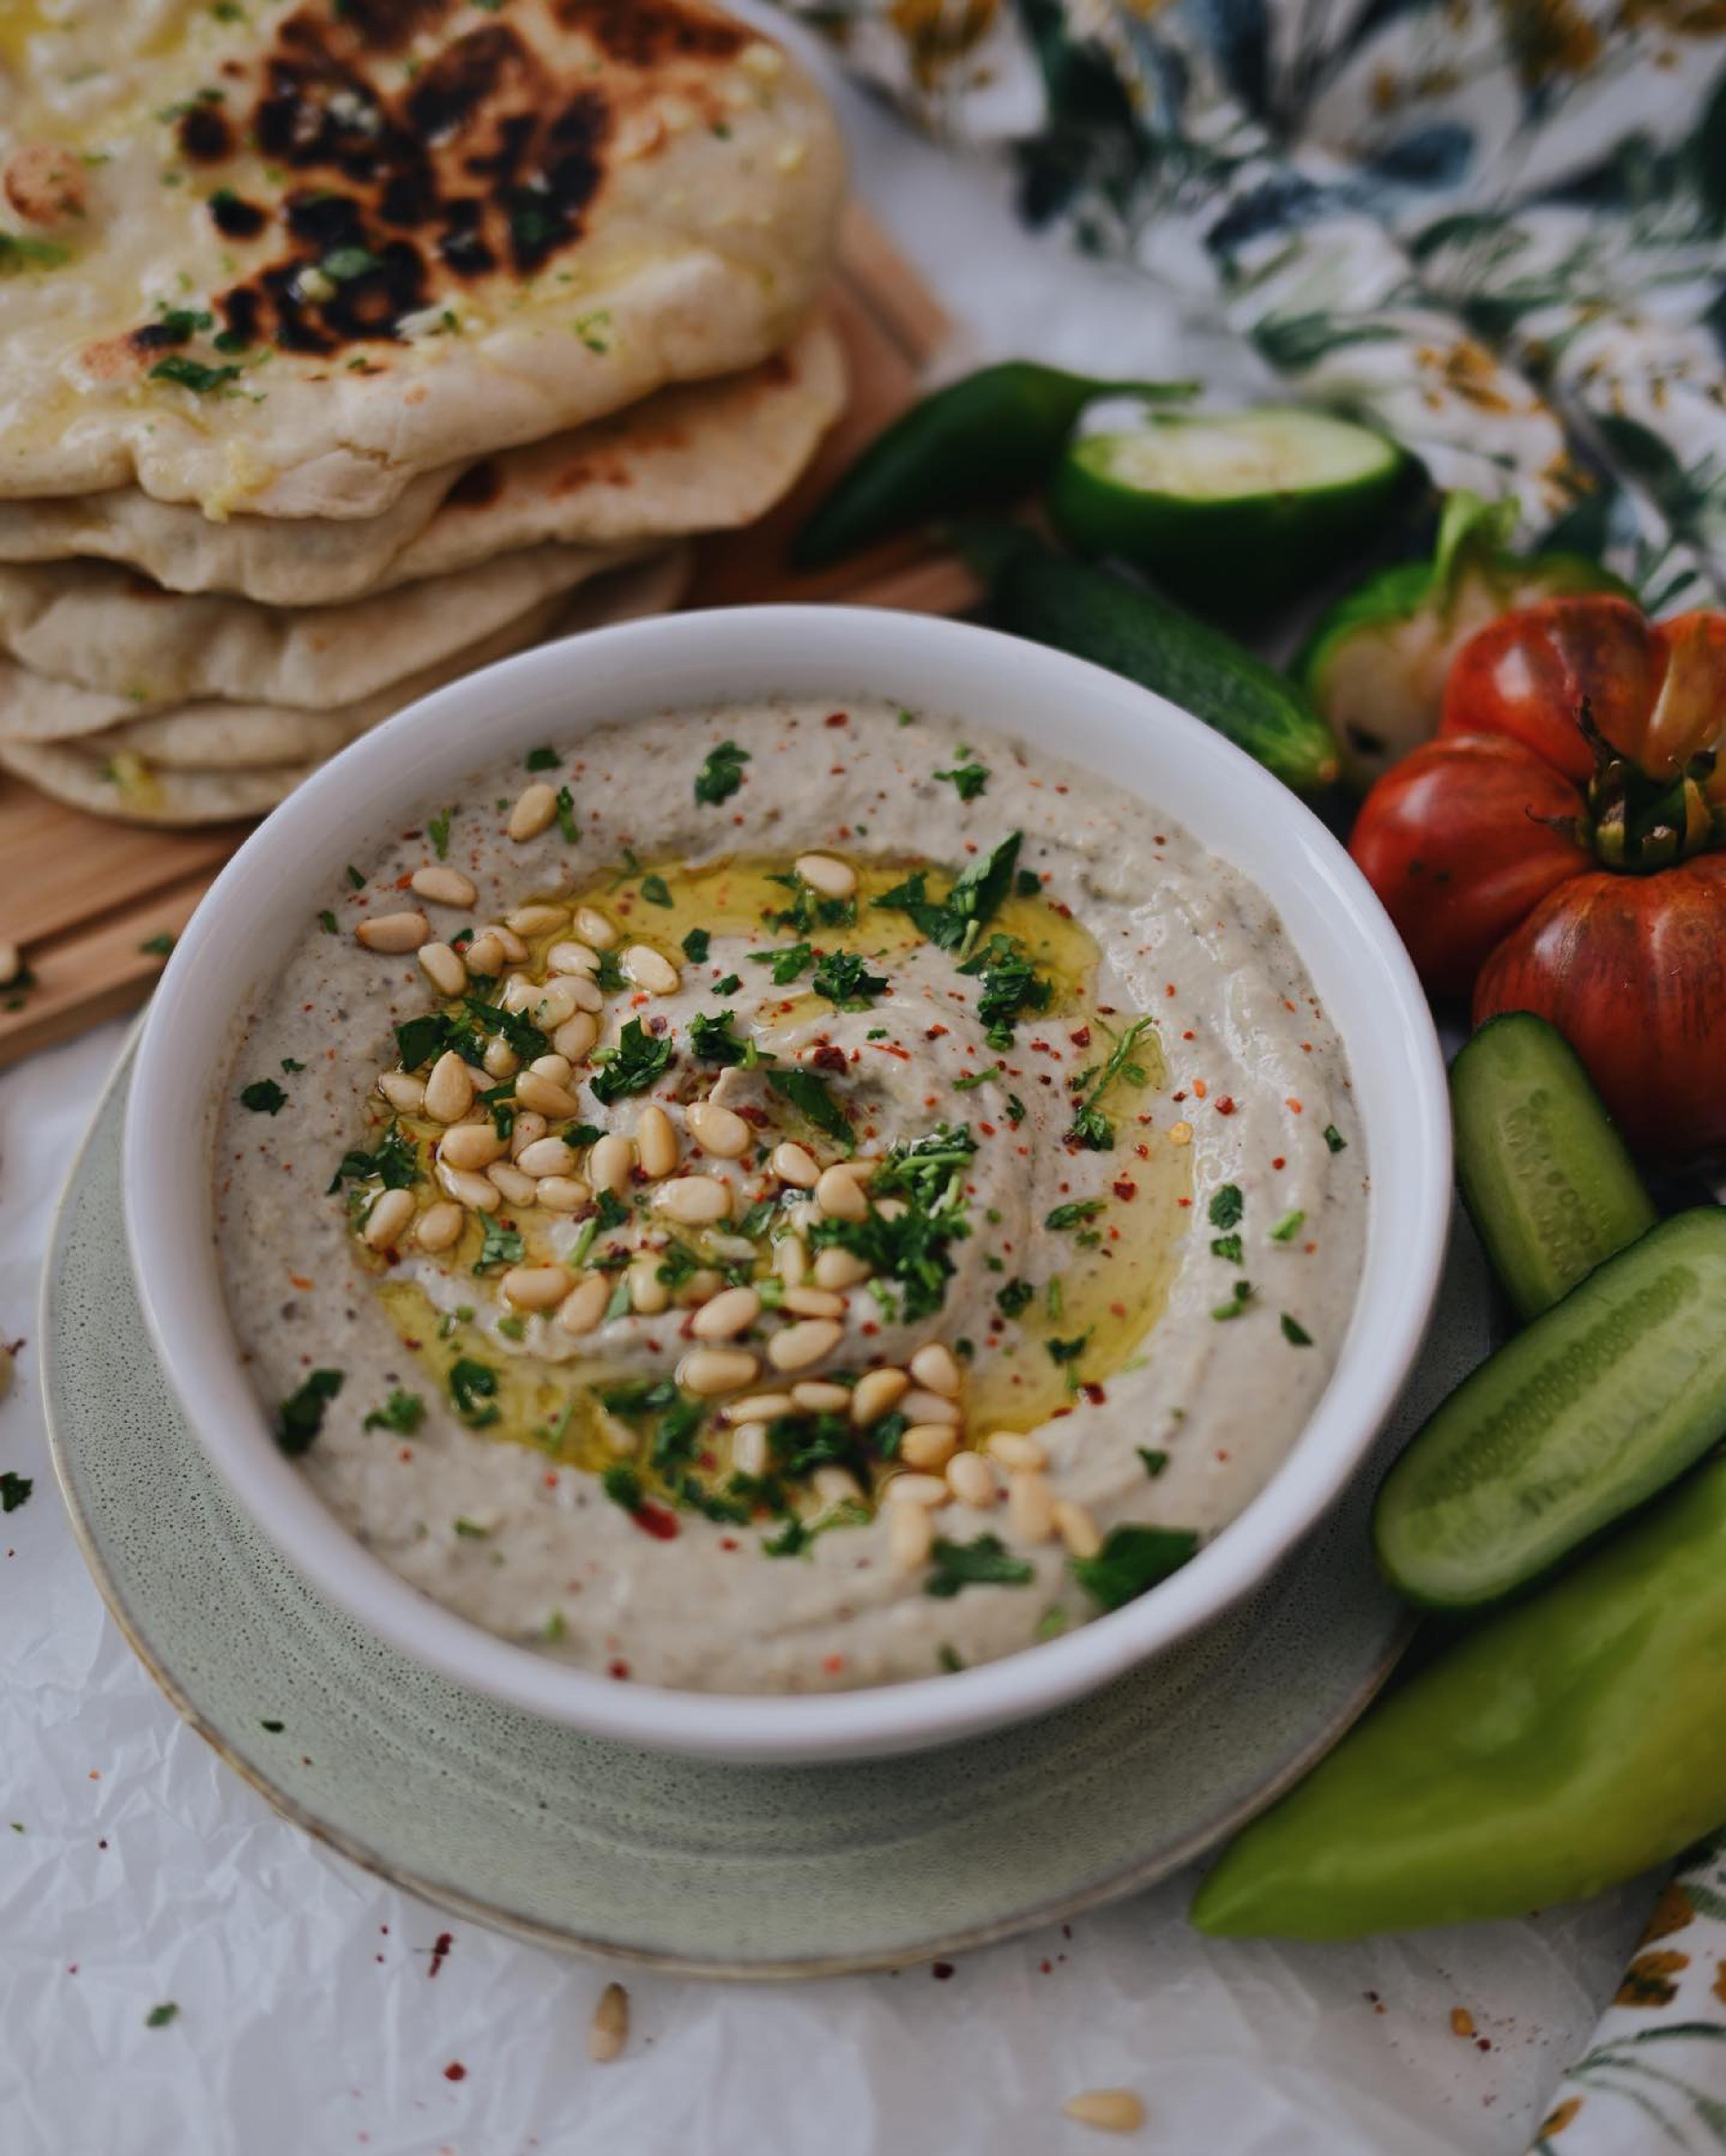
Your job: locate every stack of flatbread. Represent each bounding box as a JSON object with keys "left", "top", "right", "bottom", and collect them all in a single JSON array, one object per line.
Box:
[{"left": 0, "top": 0, "right": 845, "bottom": 824}]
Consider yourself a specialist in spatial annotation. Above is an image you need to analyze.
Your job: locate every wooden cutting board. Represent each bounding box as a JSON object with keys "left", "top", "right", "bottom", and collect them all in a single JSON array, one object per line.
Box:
[{"left": 0, "top": 205, "right": 978, "bottom": 1071}]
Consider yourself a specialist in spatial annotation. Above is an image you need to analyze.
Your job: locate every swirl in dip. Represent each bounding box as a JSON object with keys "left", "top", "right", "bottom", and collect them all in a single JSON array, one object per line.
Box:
[{"left": 214, "top": 698, "right": 1366, "bottom": 1692}]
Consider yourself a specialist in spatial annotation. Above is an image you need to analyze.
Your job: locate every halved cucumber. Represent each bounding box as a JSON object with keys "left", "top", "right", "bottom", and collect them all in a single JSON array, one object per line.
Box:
[
  {"left": 1374, "top": 1208, "right": 1726, "bottom": 1607},
  {"left": 1452, "top": 1014, "right": 1656, "bottom": 1321},
  {"left": 1050, "top": 408, "right": 1404, "bottom": 610}
]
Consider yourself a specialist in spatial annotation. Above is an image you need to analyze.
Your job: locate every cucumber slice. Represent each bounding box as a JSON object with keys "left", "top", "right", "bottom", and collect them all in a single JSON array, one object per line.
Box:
[
  {"left": 1374, "top": 1208, "right": 1726, "bottom": 1607},
  {"left": 1452, "top": 1014, "right": 1656, "bottom": 1322},
  {"left": 1049, "top": 409, "right": 1404, "bottom": 610}
]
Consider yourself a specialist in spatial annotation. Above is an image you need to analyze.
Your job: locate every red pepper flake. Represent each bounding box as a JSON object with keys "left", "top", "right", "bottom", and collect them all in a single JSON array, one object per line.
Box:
[
  {"left": 428, "top": 1931, "right": 454, "bottom": 1979},
  {"left": 811, "top": 1044, "right": 848, "bottom": 1073},
  {"left": 399, "top": 1446, "right": 413, "bottom": 1461},
  {"left": 931, "top": 1962, "right": 955, "bottom": 1980},
  {"left": 1215, "top": 1096, "right": 1237, "bottom": 1116},
  {"left": 1272, "top": 1156, "right": 1286, "bottom": 1170},
  {"left": 442, "top": 2062, "right": 467, "bottom": 2082},
  {"left": 632, "top": 1503, "right": 679, "bottom": 1540},
  {"left": 825, "top": 711, "right": 849, "bottom": 727},
  {"left": 1285, "top": 1097, "right": 1303, "bottom": 1113},
  {"left": 1040, "top": 1960, "right": 1052, "bottom": 1974},
  {"left": 1112, "top": 1179, "right": 1137, "bottom": 1202},
  {"left": 1068, "top": 1026, "right": 1091, "bottom": 1048},
  {"left": 719, "top": 1536, "right": 739, "bottom": 1551},
  {"left": 1181, "top": 1030, "right": 1195, "bottom": 1042},
  {"left": 1165, "top": 983, "right": 1178, "bottom": 998},
  {"left": 979, "top": 1120, "right": 996, "bottom": 1137},
  {"left": 289, "top": 1275, "right": 314, "bottom": 1292},
  {"left": 822, "top": 1653, "right": 845, "bottom": 1675},
  {"left": 1192, "top": 1078, "right": 1207, "bottom": 1099},
  {"left": 543, "top": 1471, "right": 559, "bottom": 1488},
  {"left": 608, "top": 1659, "right": 632, "bottom": 1680},
  {"left": 925, "top": 1023, "right": 949, "bottom": 1040},
  {"left": 1081, "top": 1382, "right": 1106, "bottom": 1406}
]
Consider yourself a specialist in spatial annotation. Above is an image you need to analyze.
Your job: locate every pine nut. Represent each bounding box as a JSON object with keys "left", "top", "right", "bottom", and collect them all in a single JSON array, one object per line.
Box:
[
  {"left": 875, "top": 1197, "right": 908, "bottom": 1222},
  {"left": 885, "top": 1472, "right": 948, "bottom": 1508},
  {"left": 1168, "top": 1120, "right": 1193, "bottom": 1147},
  {"left": 1053, "top": 1499, "right": 1103, "bottom": 1558},
  {"left": 537, "top": 1176, "right": 589, "bottom": 1212},
  {"left": 516, "top": 1070, "right": 583, "bottom": 1118},
  {"left": 547, "top": 939, "right": 600, "bottom": 975},
  {"left": 851, "top": 1367, "right": 909, "bottom": 1425},
  {"left": 553, "top": 1012, "right": 600, "bottom": 1061},
  {"left": 508, "top": 1111, "right": 548, "bottom": 1158},
  {"left": 574, "top": 906, "right": 618, "bottom": 948},
  {"left": 355, "top": 910, "right": 428, "bottom": 953},
  {"left": 628, "top": 1257, "right": 670, "bottom": 1314},
  {"left": 529, "top": 1051, "right": 573, "bottom": 1084},
  {"left": 416, "top": 1200, "right": 464, "bottom": 1252},
  {"left": 679, "top": 1347, "right": 760, "bottom": 1396},
  {"left": 438, "top": 1121, "right": 507, "bottom": 1171},
  {"left": 1008, "top": 1471, "right": 1057, "bottom": 1543},
  {"left": 464, "top": 932, "right": 506, "bottom": 978},
  {"left": 507, "top": 782, "right": 557, "bottom": 840},
  {"left": 487, "top": 1161, "right": 538, "bottom": 1205},
  {"left": 984, "top": 1430, "right": 1046, "bottom": 1471},
  {"left": 766, "top": 1317, "right": 843, "bottom": 1372},
  {"left": 791, "top": 1379, "right": 850, "bottom": 1413},
  {"left": 362, "top": 1186, "right": 415, "bottom": 1249},
  {"left": 901, "top": 1388, "right": 961, "bottom": 1428},
  {"left": 482, "top": 1037, "right": 518, "bottom": 1079},
  {"left": 503, "top": 1265, "right": 569, "bottom": 1310},
  {"left": 887, "top": 1498, "right": 934, "bottom": 1571},
  {"left": 485, "top": 923, "right": 529, "bottom": 964},
  {"left": 786, "top": 1199, "right": 823, "bottom": 1236},
  {"left": 588, "top": 1133, "right": 634, "bottom": 1195},
  {"left": 525, "top": 979, "right": 581, "bottom": 1027},
  {"left": 557, "top": 1274, "right": 609, "bottom": 1335},
  {"left": 418, "top": 942, "right": 467, "bottom": 996},
  {"left": 654, "top": 1175, "right": 731, "bottom": 1224},
  {"left": 506, "top": 903, "right": 567, "bottom": 936},
  {"left": 1062, "top": 2090, "right": 1145, "bottom": 2134},
  {"left": 516, "top": 1135, "right": 576, "bottom": 1177},
  {"left": 794, "top": 852, "right": 857, "bottom": 899},
  {"left": 424, "top": 1049, "right": 476, "bottom": 1123},
  {"left": 771, "top": 1141, "right": 820, "bottom": 1188},
  {"left": 730, "top": 1421, "right": 770, "bottom": 1476},
  {"left": 946, "top": 1452, "right": 997, "bottom": 1508},
  {"left": 709, "top": 1233, "right": 759, "bottom": 1262},
  {"left": 721, "top": 1392, "right": 796, "bottom": 1423},
  {"left": 623, "top": 944, "right": 680, "bottom": 996},
  {"left": 686, "top": 1101, "right": 752, "bottom": 1159},
  {"left": 812, "top": 1464, "right": 861, "bottom": 1507},
  {"left": 378, "top": 1071, "right": 426, "bottom": 1113},
  {"left": 782, "top": 1285, "right": 845, "bottom": 1319},
  {"left": 636, "top": 1103, "right": 679, "bottom": 1179},
  {"left": 901, "top": 1424, "right": 958, "bottom": 1471},
  {"left": 437, "top": 1161, "right": 501, "bottom": 1211},
  {"left": 500, "top": 974, "right": 541, "bottom": 1014},
  {"left": 809, "top": 1247, "right": 859, "bottom": 1291},
  {"left": 774, "top": 1235, "right": 808, "bottom": 1286},
  {"left": 815, "top": 1165, "right": 868, "bottom": 1222},
  {"left": 909, "top": 1342, "right": 962, "bottom": 1398},
  {"left": 411, "top": 865, "right": 476, "bottom": 908},
  {"left": 691, "top": 1285, "right": 761, "bottom": 1341}
]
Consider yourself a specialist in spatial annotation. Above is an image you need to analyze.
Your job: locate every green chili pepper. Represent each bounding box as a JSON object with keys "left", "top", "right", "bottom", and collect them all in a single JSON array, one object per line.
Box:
[
  {"left": 791, "top": 362, "right": 1194, "bottom": 568},
  {"left": 1190, "top": 1447, "right": 1726, "bottom": 1940}
]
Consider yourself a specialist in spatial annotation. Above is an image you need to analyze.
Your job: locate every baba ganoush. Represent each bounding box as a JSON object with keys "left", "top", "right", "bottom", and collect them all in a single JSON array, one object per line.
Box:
[{"left": 214, "top": 698, "right": 1367, "bottom": 1693}]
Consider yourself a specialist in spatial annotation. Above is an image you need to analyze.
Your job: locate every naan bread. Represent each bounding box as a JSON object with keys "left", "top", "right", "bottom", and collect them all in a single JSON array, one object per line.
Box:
[
  {"left": 0, "top": 317, "right": 844, "bottom": 602},
  {"left": 0, "top": 547, "right": 691, "bottom": 819},
  {"left": 0, "top": 0, "right": 843, "bottom": 516},
  {"left": 0, "top": 538, "right": 647, "bottom": 708}
]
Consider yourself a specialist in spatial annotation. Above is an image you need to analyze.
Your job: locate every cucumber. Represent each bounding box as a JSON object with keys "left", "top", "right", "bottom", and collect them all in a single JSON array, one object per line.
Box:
[
  {"left": 1049, "top": 409, "right": 1403, "bottom": 611},
  {"left": 1452, "top": 1014, "right": 1656, "bottom": 1322},
  {"left": 968, "top": 533, "right": 1341, "bottom": 795},
  {"left": 1373, "top": 1207, "right": 1726, "bottom": 1607}
]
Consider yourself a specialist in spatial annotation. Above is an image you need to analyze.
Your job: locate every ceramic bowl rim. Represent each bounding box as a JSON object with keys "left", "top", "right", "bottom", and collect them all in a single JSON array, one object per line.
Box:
[{"left": 124, "top": 604, "right": 1449, "bottom": 1763}]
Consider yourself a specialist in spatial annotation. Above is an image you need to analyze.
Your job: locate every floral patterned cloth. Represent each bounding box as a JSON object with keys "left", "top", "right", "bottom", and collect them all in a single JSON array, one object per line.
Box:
[{"left": 779, "top": 0, "right": 1726, "bottom": 612}]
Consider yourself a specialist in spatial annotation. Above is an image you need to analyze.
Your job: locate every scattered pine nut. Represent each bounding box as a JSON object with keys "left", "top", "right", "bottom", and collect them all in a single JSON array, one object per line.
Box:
[
  {"left": 790, "top": 1380, "right": 850, "bottom": 1414},
  {"left": 691, "top": 1286, "right": 761, "bottom": 1341},
  {"left": 623, "top": 944, "right": 680, "bottom": 996},
  {"left": 418, "top": 942, "right": 467, "bottom": 996},
  {"left": 557, "top": 1275, "right": 609, "bottom": 1336},
  {"left": 730, "top": 1421, "right": 770, "bottom": 1476},
  {"left": 515, "top": 1135, "right": 577, "bottom": 1178},
  {"left": 416, "top": 1201, "right": 464, "bottom": 1252},
  {"left": 627, "top": 1258, "right": 671, "bottom": 1315},
  {"left": 901, "top": 1425, "right": 958, "bottom": 1471},
  {"left": 507, "top": 782, "right": 558, "bottom": 841},
  {"left": 1053, "top": 1499, "right": 1103, "bottom": 1559},
  {"left": 771, "top": 1141, "right": 820, "bottom": 1188},
  {"left": 547, "top": 940, "right": 601, "bottom": 976},
  {"left": 1063, "top": 2089, "right": 1145, "bottom": 2134},
  {"left": 852, "top": 1368, "right": 910, "bottom": 1426},
  {"left": 506, "top": 904, "right": 568, "bottom": 936},
  {"left": 486, "top": 1160, "right": 537, "bottom": 1206},
  {"left": 553, "top": 1012, "right": 600, "bottom": 1062},
  {"left": 411, "top": 865, "right": 476, "bottom": 909},
  {"left": 438, "top": 1121, "right": 507, "bottom": 1172},
  {"left": 766, "top": 1317, "right": 844, "bottom": 1372},
  {"left": 654, "top": 1175, "right": 731, "bottom": 1225},
  {"left": 463, "top": 932, "right": 506, "bottom": 978},
  {"left": 636, "top": 1103, "right": 679, "bottom": 1180},
  {"left": 1008, "top": 1471, "right": 1057, "bottom": 1544},
  {"left": 885, "top": 1472, "right": 948, "bottom": 1508},
  {"left": 901, "top": 1388, "right": 961, "bottom": 1428},
  {"left": 686, "top": 1101, "right": 752, "bottom": 1159},
  {"left": 909, "top": 1342, "right": 962, "bottom": 1399},
  {"left": 378, "top": 1071, "right": 427, "bottom": 1114},
  {"left": 888, "top": 1498, "right": 934, "bottom": 1571},
  {"left": 679, "top": 1347, "right": 761, "bottom": 1396},
  {"left": 814, "top": 1165, "right": 869, "bottom": 1222},
  {"left": 587, "top": 1133, "right": 634, "bottom": 1196},
  {"left": 782, "top": 1285, "right": 845, "bottom": 1319},
  {"left": 536, "top": 1175, "right": 589, "bottom": 1212},
  {"left": 362, "top": 1187, "right": 415, "bottom": 1250},
  {"left": 946, "top": 1451, "right": 997, "bottom": 1508},
  {"left": 355, "top": 910, "right": 428, "bottom": 954},
  {"left": 588, "top": 1983, "right": 629, "bottom": 2064},
  {"left": 502, "top": 1266, "right": 571, "bottom": 1311},
  {"left": 574, "top": 906, "right": 618, "bottom": 948},
  {"left": 721, "top": 1393, "right": 796, "bottom": 1424},
  {"left": 794, "top": 852, "right": 857, "bottom": 899},
  {"left": 437, "top": 1162, "right": 502, "bottom": 1212},
  {"left": 984, "top": 1430, "right": 1046, "bottom": 1471},
  {"left": 423, "top": 1049, "right": 476, "bottom": 1124},
  {"left": 516, "top": 1070, "right": 583, "bottom": 1118}
]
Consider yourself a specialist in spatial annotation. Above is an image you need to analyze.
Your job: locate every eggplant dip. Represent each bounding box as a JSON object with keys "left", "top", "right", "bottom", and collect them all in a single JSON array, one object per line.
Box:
[{"left": 214, "top": 700, "right": 1366, "bottom": 1693}]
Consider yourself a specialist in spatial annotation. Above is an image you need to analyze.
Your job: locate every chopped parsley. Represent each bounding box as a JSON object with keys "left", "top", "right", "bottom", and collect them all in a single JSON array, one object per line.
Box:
[
  {"left": 1070, "top": 1524, "right": 1199, "bottom": 1611},
  {"left": 362, "top": 1390, "right": 424, "bottom": 1434},
  {"left": 764, "top": 869, "right": 854, "bottom": 936},
  {"left": 1211, "top": 1282, "right": 1255, "bottom": 1322},
  {"left": 995, "top": 1277, "right": 1034, "bottom": 1318},
  {"left": 1209, "top": 1234, "right": 1243, "bottom": 1265},
  {"left": 239, "top": 1078, "right": 287, "bottom": 1115},
  {"left": 957, "top": 933, "right": 1050, "bottom": 1049},
  {"left": 474, "top": 1220, "right": 525, "bottom": 1273},
  {"left": 751, "top": 941, "right": 814, "bottom": 986},
  {"left": 1269, "top": 1209, "right": 1305, "bottom": 1243},
  {"left": 0, "top": 1471, "right": 33, "bottom": 1513},
  {"left": 714, "top": 971, "right": 742, "bottom": 995},
  {"left": 462, "top": 993, "right": 548, "bottom": 1062},
  {"left": 810, "top": 1125, "right": 975, "bottom": 1322},
  {"left": 766, "top": 1068, "right": 853, "bottom": 1152},
  {"left": 1137, "top": 1447, "right": 1170, "bottom": 1478},
  {"left": 601, "top": 1463, "right": 642, "bottom": 1512},
  {"left": 554, "top": 787, "right": 578, "bottom": 844},
  {"left": 934, "top": 760, "right": 989, "bottom": 801},
  {"left": 448, "top": 1359, "right": 500, "bottom": 1427},
  {"left": 1067, "top": 1017, "right": 1157, "bottom": 1151},
  {"left": 145, "top": 2004, "right": 180, "bottom": 2030},
  {"left": 688, "top": 1010, "right": 749, "bottom": 1066},
  {"left": 594, "top": 949, "right": 627, "bottom": 993},
  {"left": 427, "top": 806, "right": 454, "bottom": 859},
  {"left": 280, "top": 1059, "right": 304, "bottom": 1074},
  {"left": 1208, "top": 1185, "right": 1244, "bottom": 1230},
  {"left": 639, "top": 873, "right": 673, "bottom": 908},
  {"left": 1281, "top": 1313, "right": 1314, "bottom": 1346},
  {"left": 589, "top": 1017, "right": 673, "bottom": 1103},
  {"left": 952, "top": 1067, "right": 993, "bottom": 1091},
  {"left": 1045, "top": 1331, "right": 1090, "bottom": 1367},
  {"left": 276, "top": 1369, "right": 343, "bottom": 1455},
  {"left": 681, "top": 927, "right": 711, "bottom": 964},
  {"left": 1323, "top": 1124, "right": 1347, "bottom": 1154},
  {"left": 694, "top": 739, "right": 749, "bottom": 806},
  {"left": 344, "top": 864, "right": 365, "bottom": 890},
  {"left": 148, "top": 354, "right": 241, "bottom": 394},
  {"left": 318, "top": 909, "right": 338, "bottom": 934},
  {"left": 925, "top": 1533, "right": 1034, "bottom": 1598},
  {"left": 875, "top": 831, "right": 1021, "bottom": 956},
  {"left": 1046, "top": 1198, "right": 1106, "bottom": 1231},
  {"left": 326, "top": 1123, "right": 418, "bottom": 1193},
  {"left": 451, "top": 1516, "right": 489, "bottom": 1538},
  {"left": 524, "top": 746, "right": 558, "bottom": 771},
  {"left": 810, "top": 950, "right": 887, "bottom": 1010},
  {"left": 0, "top": 231, "right": 71, "bottom": 272}
]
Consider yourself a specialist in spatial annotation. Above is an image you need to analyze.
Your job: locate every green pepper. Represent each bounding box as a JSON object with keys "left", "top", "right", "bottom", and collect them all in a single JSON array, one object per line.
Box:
[
  {"left": 1296, "top": 490, "right": 1628, "bottom": 790},
  {"left": 790, "top": 362, "right": 1194, "bottom": 568},
  {"left": 1190, "top": 1448, "right": 1726, "bottom": 1940}
]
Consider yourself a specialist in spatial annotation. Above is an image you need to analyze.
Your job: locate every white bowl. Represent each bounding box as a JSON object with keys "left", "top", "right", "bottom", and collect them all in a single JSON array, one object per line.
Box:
[{"left": 125, "top": 606, "right": 1449, "bottom": 1763}]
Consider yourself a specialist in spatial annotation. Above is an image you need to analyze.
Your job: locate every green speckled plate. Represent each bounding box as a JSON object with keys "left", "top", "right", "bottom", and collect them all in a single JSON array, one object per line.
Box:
[{"left": 44, "top": 1046, "right": 1489, "bottom": 1977}]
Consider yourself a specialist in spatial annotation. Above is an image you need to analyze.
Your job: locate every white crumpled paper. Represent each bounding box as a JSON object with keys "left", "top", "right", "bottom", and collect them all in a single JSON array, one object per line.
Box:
[{"left": 0, "top": 24, "right": 1666, "bottom": 2142}]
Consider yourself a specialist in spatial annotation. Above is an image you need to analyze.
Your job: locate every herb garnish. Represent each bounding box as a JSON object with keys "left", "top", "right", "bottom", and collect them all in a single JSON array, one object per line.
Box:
[
  {"left": 957, "top": 933, "right": 1050, "bottom": 1049},
  {"left": 766, "top": 1068, "right": 854, "bottom": 1151},
  {"left": 1323, "top": 1124, "right": 1347, "bottom": 1154},
  {"left": 810, "top": 950, "right": 887, "bottom": 1010},
  {"left": 934, "top": 760, "right": 989, "bottom": 801},
  {"left": 765, "top": 872, "right": 854, "bottom": 934},
  {"left": 875, "top": 831, "right": 1021, "bottom": 957},
  {"left": 474, "top": 1219, "right": 525, "bottom": 1273},
  {"left": 601, "top": 1463, "right": 642, "bottom": 1512},
  {"left": 0, "top": 232, "right": 71, "bottom": 272},
  {"left": 694, "top": 739, "right": 749, "bottom": 806},
  {"left": 1208, "top": 1186, "right": 1244, "bottom": 1229},
  {"left": 1070, "top": 1524, "right": 1198, "bottom": 1611},
  {"left": 594, "top": 949, "right": 627, "bottom": 993},
  {"left": 427, "top": 806, "right": 454, "bottom": 859},
  {"left": 688, "top": 1010, "right": 749, "bottom": 1066},
  {"left": 0, "top": 1471, "right": 33, "bottom": 1513},
  {"left": 751, "top": 941, "right": 814, "bottom": 986},
  {"left": 589, "top": 1017, "right": 673, "bottom": 1103},
  {"left": 448, "top": 1359, "right": 500, "bottom": 1427},
  {"left": 1067, "top": 1016, "right": 1157, "bottom": 1150},
  {"left": 681, "top": 927, "right": 711, "bottom": 964},
  {"left": 145, "top": 2003, "right": 180, "bottom": 2030},
  {"left": 1211, "top": 1282, "right": 1255, "bottom": 1322},
  {"left": 276, "top": 1369, "right": 343, "bottom": 1454},
  {"left": 1137, "top": 1447, "right": 1170, "bottom": 1477},
  {"left": 1269, "top": 1209, "right": 1305, "bottom": 1243},
  {"left": 810, "top": 1125, "right": 975, "bottom": 1321},
  {"left": 363, "top": 1390, "right": 424, "bottom": 1433},
  {"left": 240, "top": 1078, "right": 287, "bottom": 1115},
  {"left": 1281, "top": 1313, "right": 1314, "bottom": 1346},
  {"left": 995, "top": 1278, "right": 1034, "bottom": 1317},
  {"left": 925, "top": 1532, "right": 1034, "bottom": 1598},
  {"left": 148, "top": 354, "right": 241, "bottom": 394},
  {"left": 524, "top": 746, "right": 558, "bottom": 771},
  {"left": 327, "top": 1123, "right": 418, "bottom": 1193},
  {"left": 462, "top": 993, "right": 548, "bottom": 1063},
  {"left": 554, "top": 786, "right": 578, "bottom": 844},
  {"left": 1046, "top": 1198, "right": 1106, "bottom": 1231},
  {"left": 639, "top": 873, "right": 673, "bottom": 908},
  {"left": 318, "top": 909, "right": 338, "bottom": 934}
]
